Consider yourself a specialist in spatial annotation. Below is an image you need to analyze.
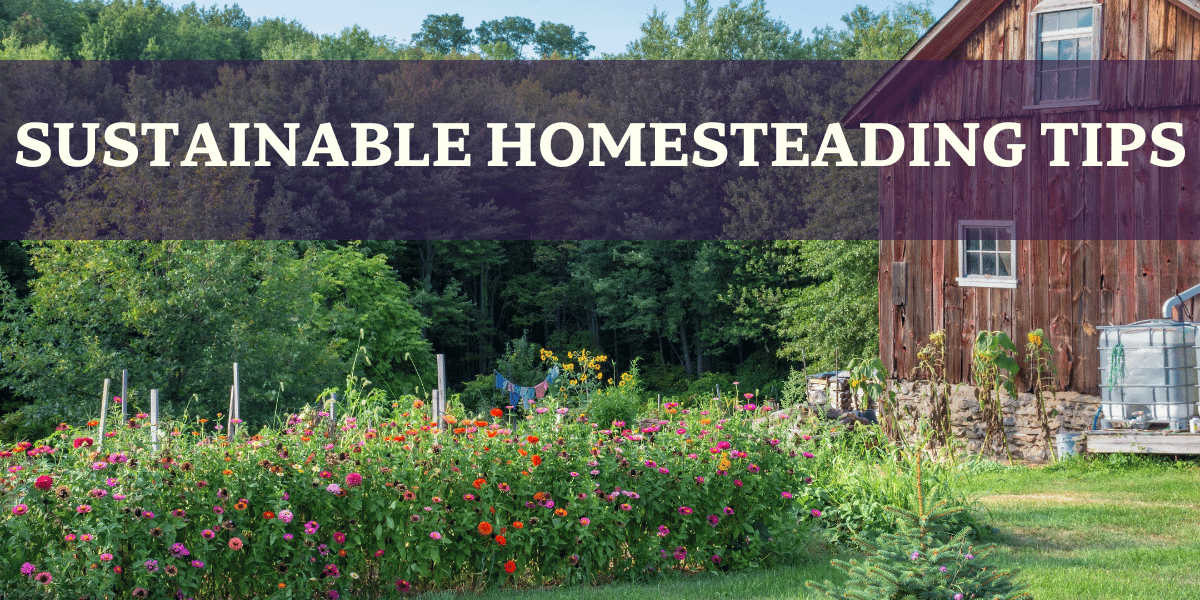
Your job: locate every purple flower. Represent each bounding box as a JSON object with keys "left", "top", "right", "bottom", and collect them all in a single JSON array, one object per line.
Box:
[
  {"left": 171, "top": 543, "right": 190, "bottom": 557},
  {"left": 201, "top": 529, "right": 215, "bottom": 539},
  {"left": 430, "top": 531, "right": 442, "bottom": 540},
  {"left": 910, "top": 551, "right": 920, "bottom": 561},
  {"left": 20, "top": 562, "right": 35, "bottom": 577},
  {"left": 34, "top": 572, "right": 52, "bottom": 585},
  {"left": 191, "top": 560, "right": 205, "bottom": 569},
  {"left": 678, "top": 506, "right": 693, "bottom": 515},
  {"left": 144, "top": 559, "right": 159, "bottom": 573},
  {"left": 279, "top": 509, "right": 294, "bottom": 523},
  {"left": 326, "top": 483, "right": 342, "bottom": 494},
  {"left": 964, "top": 553, "right": 974, "bottom": 560},
  {"left": 579, "top": 517, "right": 590, "bottom": 526},
  {"left": 939, "top": 566, "right": 949, "bottom": 572},
  {"left": 781, "top": 491, "right": 793, "bottom": 499},
  {"left": 213, "top": 505, "right": 224, "bottom": 515},
  {"left": 811, "top": 509, "right": 823, "bottom": 517},
  {"left": 345, "top": 472, "right": 363, "bottom": 488},
  {"left": 711, "top": 554, "right": 722, "bottom": 565},
  {"left": 723, "top": 506, "right": 734, "bottom": 515},
  {"left": 283, "top": 533, "right": 294, "bottom": 541},
  {"left": 304, "top": 521, "right": 320, "bottom": 535},
  {"left": 657, "top": 525, "right": 669, "bottom": 537},
  {"left": 707, "top": 515, "right": 720, "bottom": 527},
  {"left": 673, "top": 546, "right": 687, "bottom": 560}
]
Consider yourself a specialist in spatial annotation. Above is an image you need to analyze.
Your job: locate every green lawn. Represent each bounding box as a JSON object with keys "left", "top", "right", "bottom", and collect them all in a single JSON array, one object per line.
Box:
[{"left": 415, "top": 456, "right": 1200, "bottom": 600}]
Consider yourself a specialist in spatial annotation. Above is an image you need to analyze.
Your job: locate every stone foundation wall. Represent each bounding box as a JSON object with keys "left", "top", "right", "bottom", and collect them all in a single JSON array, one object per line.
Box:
[{"left": 889, "top": 381, "right": 1101, "bottom": 461}]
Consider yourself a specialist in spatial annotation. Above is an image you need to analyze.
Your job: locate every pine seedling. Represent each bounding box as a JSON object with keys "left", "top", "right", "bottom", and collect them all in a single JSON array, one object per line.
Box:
[{"left": 807, "top": 459, "right": 1030, "bottom": 600}]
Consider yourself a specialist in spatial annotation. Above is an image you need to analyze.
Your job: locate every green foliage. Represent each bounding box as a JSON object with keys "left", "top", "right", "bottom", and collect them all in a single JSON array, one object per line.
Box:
[
  {"left": 618, "top": 0, "right": 798, "bottom": 60},
  {"left": 733, "top": 351, "right": 787, "bottom": 400},
  {"left": 411, "top": 13, "right": 473, "bottom": 55},
  {"left": 973, "top": 331, "right": 1020, "bottom": 462},
  {"left": 0, "top": 241, "right": 431, "bottom": 428},
  {"left": 475, "top": 16, "right": 535, "bottom": 58},
  {"left": 585, "top": 360, "right": 643, "bottom": 428},
  {"left": 808, "top": 460, "right": 1030, "bottom": 600},
  {"left": 533, "top": 21, "right": 593, "bottom": 59},
  {"left": 781, "top": 367, "right": 809, "bottom": 407}
]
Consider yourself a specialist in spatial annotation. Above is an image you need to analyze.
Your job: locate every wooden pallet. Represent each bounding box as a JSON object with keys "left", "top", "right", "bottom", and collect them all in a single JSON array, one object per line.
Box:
[{"left": 1085, "top": 430, "right": 1200, "bottom": 454}]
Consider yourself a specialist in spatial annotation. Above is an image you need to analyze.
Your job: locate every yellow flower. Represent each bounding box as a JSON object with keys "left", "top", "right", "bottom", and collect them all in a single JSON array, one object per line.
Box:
[
  {"left": 1028, "top": 331, "right": 1043, "bottom": 346},
  {"left": 570, "top": 380, "right": 578, "bottom": 386},
  {"left": 563, "top": 364, "right": 574, "bottom": 372},
  {"left": 718, "top": 458, "right": 731, "bottom": 471}
]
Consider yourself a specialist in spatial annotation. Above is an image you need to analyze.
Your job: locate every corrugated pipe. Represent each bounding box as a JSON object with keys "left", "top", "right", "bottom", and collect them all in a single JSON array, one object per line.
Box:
[{"left": 1161, "top": 283, "right": 1200, "bottom": 319}]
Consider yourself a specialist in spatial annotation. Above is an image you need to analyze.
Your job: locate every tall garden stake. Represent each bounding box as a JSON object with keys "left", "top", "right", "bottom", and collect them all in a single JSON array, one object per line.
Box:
[
  {"left": 97, "top": 379, "right": 110, "bottom": 447},
  {"left": 150, "top": 389, "right": 159, "bottom": 454},
  {"left": 120, "top": 369, "right": 128, "bottom": 425}
]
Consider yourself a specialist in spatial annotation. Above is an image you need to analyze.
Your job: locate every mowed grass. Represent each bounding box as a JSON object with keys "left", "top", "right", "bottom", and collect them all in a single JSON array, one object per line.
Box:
[
  {"left": 406, "top": 456, "right": 1200, "bottom": 600},
  {"left": 958, "top": 456, "right": 1200, "bottom": 600}
]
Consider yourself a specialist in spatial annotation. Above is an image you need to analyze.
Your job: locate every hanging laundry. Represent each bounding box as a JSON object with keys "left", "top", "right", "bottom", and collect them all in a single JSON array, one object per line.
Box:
[{"left": 534, "top": 381, "right": 548, "bottom": 398}]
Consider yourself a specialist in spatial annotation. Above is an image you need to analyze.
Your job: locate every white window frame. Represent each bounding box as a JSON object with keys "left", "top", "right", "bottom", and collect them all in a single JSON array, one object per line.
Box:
[
  {"left": 957, "top": 220, "right": 1018, "bottom": 289},
  {"left": 1025, "top": 0, "right": 1103, "bottom": 109}
]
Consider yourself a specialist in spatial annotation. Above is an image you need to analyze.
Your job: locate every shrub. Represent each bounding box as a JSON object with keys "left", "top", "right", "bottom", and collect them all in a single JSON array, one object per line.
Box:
[{"left": 807, "top": 460, "right": 1030, "bottom": 600}]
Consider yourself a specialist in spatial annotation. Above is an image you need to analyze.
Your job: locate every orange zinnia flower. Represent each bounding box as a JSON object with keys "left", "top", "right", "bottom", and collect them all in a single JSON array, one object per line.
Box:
[
  {"left": 222, "top": 469, "right": 233, "bottom": 476},
  {"left": 531, "top": 455, "right": 542, "bottom": 466},
  {"left": 453, "top": 428, "right": 465, "bottom": 434},
  {"left": 518, "top": 448, "right": 528, "bottom": 457},
  {"left": 526, "top": 435, "right": 539, "bottom": 444},
  {"left": 554, "top": 508, "right": 567, "bottom": 517},
  {"left": 533, "top": 492, "right": 546, "bottom": 501},
  {"left": 473, "top": 478, "right": 486, "bottom": 489},
  {"left": 478, "top": 522, "right": 493, "bottom": 536},
  {"left": 487, "top": 431, "right": 497, "bottom": 438},
  {"left": 490, "top": 408, "right": 504, "bottom": 417},
  {"left": 87, "top": 420, "right": 99, "bottom": 427},
  {"left": 512, "top": 521, "right": 524, "bottom": 529},
  {"left": 504, "top": 560, "right": 516, "bottom": 574},
  {"left": 474, "top": 420, "right": 487, "bottom": 427},
  {"left": 442, "top": 415, "right": 457, "bottom": 425},
  {"left": 234, "top": 501, "right": 248, "bottom": 511},
  {"left": 495, "top": 535, "right": 507, "bottom": 545}
]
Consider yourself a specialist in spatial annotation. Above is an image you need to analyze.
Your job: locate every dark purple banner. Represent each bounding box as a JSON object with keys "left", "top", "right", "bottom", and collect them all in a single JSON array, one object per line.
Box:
[{"left": 2, "top": 60, "right": 1198, "bottom": 240}]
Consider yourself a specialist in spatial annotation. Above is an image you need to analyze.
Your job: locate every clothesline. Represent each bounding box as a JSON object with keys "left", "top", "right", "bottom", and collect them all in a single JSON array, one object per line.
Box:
[{"left": 494, "top": 366, "right": 559, "bottom": 410}]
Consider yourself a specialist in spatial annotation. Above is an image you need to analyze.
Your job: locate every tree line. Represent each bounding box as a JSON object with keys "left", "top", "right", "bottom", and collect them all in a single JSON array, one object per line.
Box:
[{"left": 0, "top": 1, "right": 935, "bottom": 440}]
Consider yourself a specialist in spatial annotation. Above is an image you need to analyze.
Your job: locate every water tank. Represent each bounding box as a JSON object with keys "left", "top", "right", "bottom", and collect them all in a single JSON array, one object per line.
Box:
[{"left": 1097, "top": 319, "right": 1197, "bottom": 428}]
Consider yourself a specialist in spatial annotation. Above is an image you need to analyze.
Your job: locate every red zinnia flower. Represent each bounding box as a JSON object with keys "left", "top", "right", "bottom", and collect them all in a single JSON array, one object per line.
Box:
[
  {"left": 495, "top": 535, "right": 507, "bottom": 546},
  {"left": 504, "top": 560, "right": 516, "bottom": 574},
  {"left": 531, "top": 455, "right": 542, "bottom": 466},
  {"left": 72, "top": 437, "right": 94, "bottom": 449},
  {"left": 34, "top": 475, "right": 53, "bottom": 490},
  {"left": 263, "top": 511, "right": 276, "bottom": 519},
  {"left": 490, "top": 408, "right": 504, "bottom": 417},
  {"left": 472, "top": 478, "right": 486, "bottom": 489}
]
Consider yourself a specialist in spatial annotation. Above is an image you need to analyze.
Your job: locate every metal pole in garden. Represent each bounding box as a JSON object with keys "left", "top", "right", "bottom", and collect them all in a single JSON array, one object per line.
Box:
[
  {"left": 231, "top": 363, "right": 240, "bottom": 440},
  {"left": 227, "top": 386, "right": 235, "bottom": 441},
  {"left": 437, "top": 354, "right": 447, "bottom": 420},
  {"left": 329, "top": 392, "right": 338, "bottom": 439},
  {"left": 98, "top": 379, "right": 110, "bottom": 447},
  {"left": 150, "top": 389, "right": 159, "bottom": 454},
  {"left": 120, "top": 369, "right": 128, "bottom": 425}
]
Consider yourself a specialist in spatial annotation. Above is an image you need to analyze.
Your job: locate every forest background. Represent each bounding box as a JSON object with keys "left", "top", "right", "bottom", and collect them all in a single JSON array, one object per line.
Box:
[{"left": 0, "top": 0, "right": 935, "bottom": 440}]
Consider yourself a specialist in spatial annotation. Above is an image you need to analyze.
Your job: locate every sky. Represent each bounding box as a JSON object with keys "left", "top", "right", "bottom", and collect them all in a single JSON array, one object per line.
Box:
[{"left": 169, "top": 0, "right": 959, "bottom": 56}]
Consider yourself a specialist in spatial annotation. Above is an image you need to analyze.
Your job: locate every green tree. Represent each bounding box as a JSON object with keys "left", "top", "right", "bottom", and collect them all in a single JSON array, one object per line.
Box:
[
  {"left": 0, "top": 241, "right": 431, "bottom": 427},
  {"left": 474, "top": 16, "right": 534, "bottom": 59},
  {"left": 617, "top": 0, "right": 798, "bottom": 60},
  {"left": 533, "top": 21, "right": 593, "bottom": 58},
  {"left": 410, "top": 13, "right": 472, "bottom": 55}
]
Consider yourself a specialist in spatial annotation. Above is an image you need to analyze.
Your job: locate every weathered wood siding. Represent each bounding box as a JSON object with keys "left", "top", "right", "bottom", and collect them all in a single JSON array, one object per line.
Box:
[{"left": 877, "top": 0, "right": 1200, "bottom": 394}]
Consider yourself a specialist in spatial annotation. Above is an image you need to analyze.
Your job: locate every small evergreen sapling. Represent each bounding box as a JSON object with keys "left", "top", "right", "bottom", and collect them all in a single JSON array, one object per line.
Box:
[{"left": 806, "top": 460, "right": 1030, "bottom": 600}]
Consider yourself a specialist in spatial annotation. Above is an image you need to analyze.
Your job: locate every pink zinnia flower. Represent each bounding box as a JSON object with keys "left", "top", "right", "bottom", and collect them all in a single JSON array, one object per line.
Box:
[
  {"left": 345, "top": 472, "right": 363, "bottom": 488},
  {"left": 430, "top": 531, "right": 442, "bottom": 540}
]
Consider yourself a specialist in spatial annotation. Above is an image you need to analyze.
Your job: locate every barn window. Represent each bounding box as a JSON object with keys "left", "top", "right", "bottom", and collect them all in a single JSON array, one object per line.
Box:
[
  {"left": 1031, "top": 1, "right": 1102, "bottom": 105},
  {"left": 957, "top": 220, "right": 1017, "bottom": 289}
]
